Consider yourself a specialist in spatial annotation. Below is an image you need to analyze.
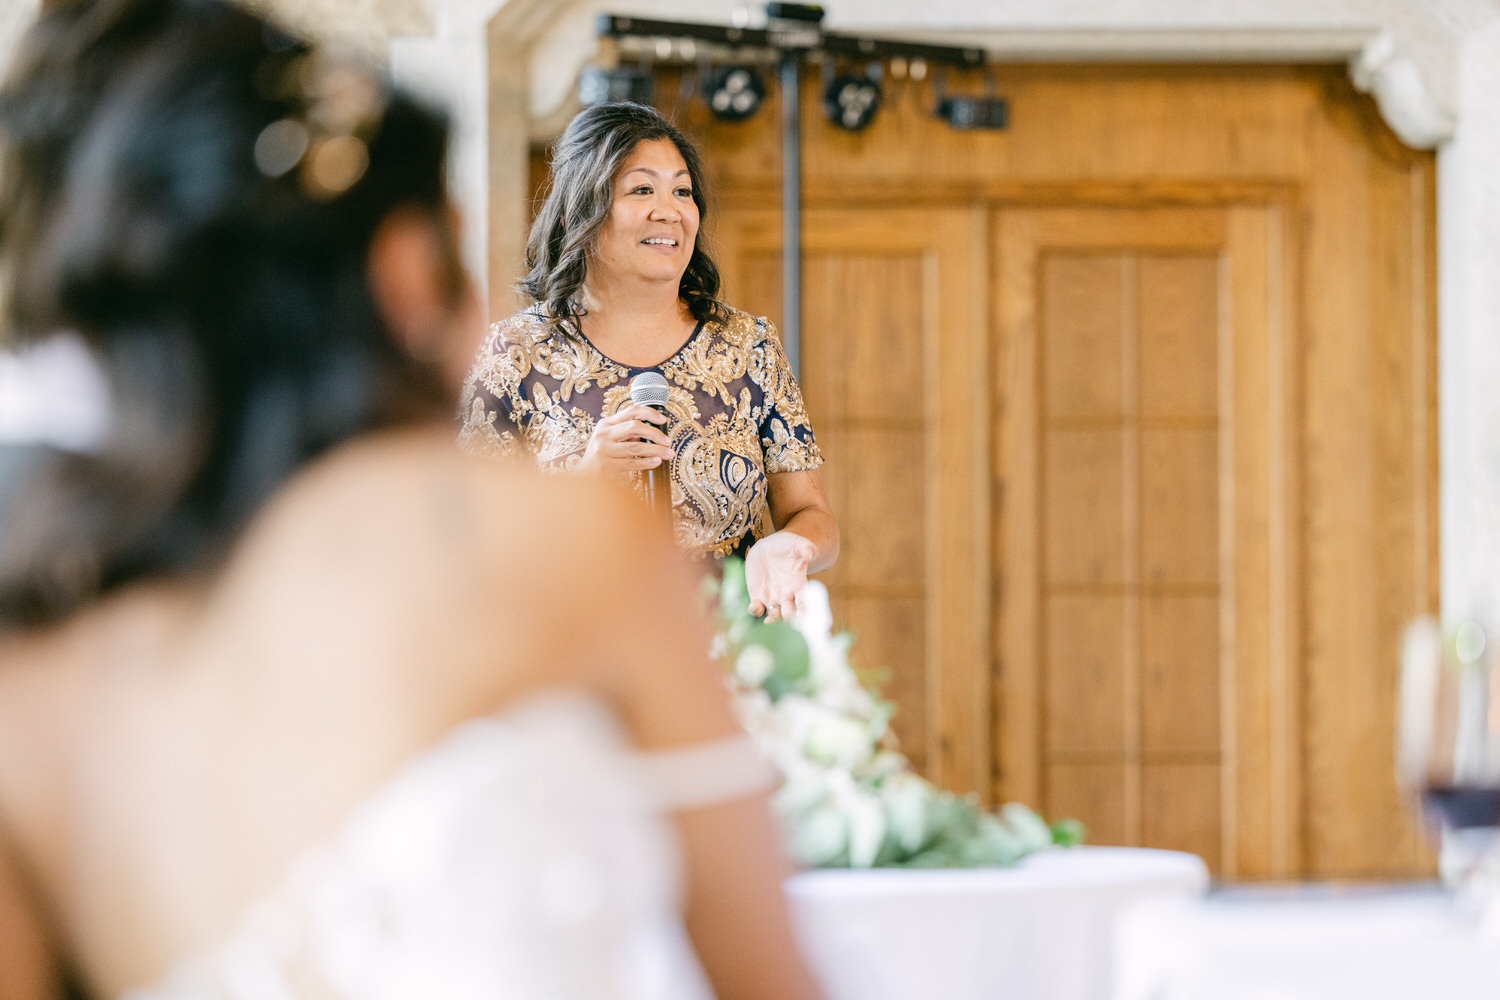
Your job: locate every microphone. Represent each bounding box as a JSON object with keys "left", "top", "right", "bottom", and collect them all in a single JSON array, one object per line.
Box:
[{"left": 629, "top": 372, "right": 671, "bottom": 513}]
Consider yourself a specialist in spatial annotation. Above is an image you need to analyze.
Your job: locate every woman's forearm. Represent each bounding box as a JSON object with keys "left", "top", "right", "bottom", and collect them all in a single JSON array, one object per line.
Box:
[{"left": 777, "top": 506, "right": 840, "bottom": 574}]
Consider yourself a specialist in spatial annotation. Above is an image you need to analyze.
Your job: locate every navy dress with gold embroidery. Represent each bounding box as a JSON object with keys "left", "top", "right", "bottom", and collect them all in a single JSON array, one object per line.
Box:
[{"left": 459, "top": 304, "right": 824, "bottom": 560}]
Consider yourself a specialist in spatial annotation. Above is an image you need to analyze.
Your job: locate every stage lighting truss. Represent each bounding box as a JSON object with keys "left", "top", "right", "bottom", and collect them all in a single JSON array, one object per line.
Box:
[
  {"left": 590, "top": 8, "right": 992, "bottom": 132},
  {"left": 702, "top": 65, "right": 767, "bottom": 121},
  {"left": 822, "top": 64, "right": 881, "bottom": 132}
]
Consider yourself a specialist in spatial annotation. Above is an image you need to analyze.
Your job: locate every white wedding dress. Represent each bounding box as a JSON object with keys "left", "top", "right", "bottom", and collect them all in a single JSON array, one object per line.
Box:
[{"left": 123, "top": 691, "right": 775, "bottom": 1000}]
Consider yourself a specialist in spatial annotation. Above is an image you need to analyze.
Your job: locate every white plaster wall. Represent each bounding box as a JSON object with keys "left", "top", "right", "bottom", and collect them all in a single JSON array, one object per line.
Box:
[
  {"left": 0, "top": 1, "right": 40, "bottom": 76},
  {"left": 1440, "top": 19, "right": 1500, "bottom": 621},
  {"left": 389, "top": 0, "right": 502, "bottom": 304}
]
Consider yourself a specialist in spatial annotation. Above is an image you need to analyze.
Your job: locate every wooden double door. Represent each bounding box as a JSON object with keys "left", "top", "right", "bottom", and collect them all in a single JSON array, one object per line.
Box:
[{"left": 692, "top": 63, "right": 1436, "bottom": 880}]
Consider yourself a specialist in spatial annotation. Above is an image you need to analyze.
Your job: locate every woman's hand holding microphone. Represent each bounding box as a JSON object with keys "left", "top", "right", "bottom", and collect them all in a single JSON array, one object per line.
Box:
[
  {"left": 578, "top": 405, "right": 673, "bottom": 476},
  {"left": 582, "top": 397, "right": 824, "bottom": 626}
]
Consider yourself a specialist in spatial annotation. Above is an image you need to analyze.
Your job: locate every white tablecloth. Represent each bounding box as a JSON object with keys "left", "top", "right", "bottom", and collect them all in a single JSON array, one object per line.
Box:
[
  {"left": 784, "top": 846, "right": 1209, "bottom": 1000},
  {"left": 1116, "top": 883, "right": 1500, "bottom": 1000}
]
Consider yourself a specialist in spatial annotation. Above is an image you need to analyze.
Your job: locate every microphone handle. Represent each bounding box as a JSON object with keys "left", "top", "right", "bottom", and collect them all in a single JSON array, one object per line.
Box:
[{"left": 641, "top": 403, "right": 670, "bottom": 513}]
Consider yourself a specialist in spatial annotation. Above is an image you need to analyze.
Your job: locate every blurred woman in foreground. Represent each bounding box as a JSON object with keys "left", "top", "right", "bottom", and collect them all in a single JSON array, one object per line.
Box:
[{"left": 0, "top": 1, "right": 819, "bottom": 998}]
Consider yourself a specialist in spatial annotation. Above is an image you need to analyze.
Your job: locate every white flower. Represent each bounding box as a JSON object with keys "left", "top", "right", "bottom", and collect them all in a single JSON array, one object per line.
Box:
[
  {"left": 708, "top": 632, "right": 728, "bottom": 662},
  {"left": 734, "top": 645, "right": 775, "bottom": 687},
  {"left": 882, "top": 772, "right": 931, "bottom": 853},
  {"left": 765, "top": 695, "right": 875, "bottom": 771},
  {"left": 845, "top": 789, "right": 887, "bottom": 868},
  {"left": 785, "top": 801, "right": 848, "bottom": 867},
  {"left": 803, "top": 713, "right": 875, "bottom": 771},
  {"left": 998, "top": 802, "right": 1056, "bottom": 852},
  {"left": 818, "top": 768, "right": 885, "bottom": 868},
  {"left": 790, "top": 581, "right": 835, "bottom": 641}
]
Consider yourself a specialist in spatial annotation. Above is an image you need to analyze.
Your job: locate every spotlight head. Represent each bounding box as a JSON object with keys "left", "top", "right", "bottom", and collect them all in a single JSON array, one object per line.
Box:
[
  {"left": 578, "top": 65, "right": 654, "bottom": 106},
  {"left": 702, "top": 66, "right": 766, "bottom": 121},
  {"left": 764, "top": 3, "right": 825, "bottom": 23},
  {"left": 823, "top": 73, "right": 881, "bottom": 132},
  {"left": 937, "top": 95, "right": 1009, "bottom": 130}
]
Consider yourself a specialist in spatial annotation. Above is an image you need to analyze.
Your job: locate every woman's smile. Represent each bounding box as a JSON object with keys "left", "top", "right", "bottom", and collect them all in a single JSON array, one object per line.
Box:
[{"left": 592, "top": 137, "right": 700, "bottom": 285}]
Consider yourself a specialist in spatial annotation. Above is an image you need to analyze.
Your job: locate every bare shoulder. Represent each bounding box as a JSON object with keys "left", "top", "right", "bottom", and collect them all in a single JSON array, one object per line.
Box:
[
  {"left": 226, "top": 427, "right": 661, "bottom": 688},
  {"left": 262, "top": 426, "right": 645, "bottom": 570}
]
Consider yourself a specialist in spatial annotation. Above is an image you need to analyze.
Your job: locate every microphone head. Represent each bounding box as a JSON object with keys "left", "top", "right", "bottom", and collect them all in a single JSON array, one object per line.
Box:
[{"left": 629, "top": 371, "right": 671, "bottom": 409}]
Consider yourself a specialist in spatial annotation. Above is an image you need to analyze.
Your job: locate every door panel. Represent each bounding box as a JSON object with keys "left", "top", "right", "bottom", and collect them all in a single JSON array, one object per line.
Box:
[{"left": 994, "top": 206, "right": 1289, "bottom": 878}]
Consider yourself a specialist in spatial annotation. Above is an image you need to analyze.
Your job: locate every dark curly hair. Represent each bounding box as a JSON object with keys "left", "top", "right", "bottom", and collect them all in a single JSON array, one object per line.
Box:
[
  {"left": 522, "top": 101, "right": 724, "bottom": 326},
  {"left": 0, "top": 0, "right": 457, "bottom": 631}
]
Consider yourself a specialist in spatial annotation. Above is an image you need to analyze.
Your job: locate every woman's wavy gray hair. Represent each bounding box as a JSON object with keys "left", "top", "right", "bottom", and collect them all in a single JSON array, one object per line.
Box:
[{"left": 522, "top": 101, "right": 724, "bottom": 326}]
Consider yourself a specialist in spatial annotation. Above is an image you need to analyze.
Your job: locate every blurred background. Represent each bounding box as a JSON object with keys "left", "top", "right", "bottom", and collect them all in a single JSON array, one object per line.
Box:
[{"left": 6, "top": 0, "right": 1498, "bottom": 886}]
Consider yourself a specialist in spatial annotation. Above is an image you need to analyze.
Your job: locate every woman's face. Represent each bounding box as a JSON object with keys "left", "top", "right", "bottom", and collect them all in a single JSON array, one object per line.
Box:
[{"left": 590, "top": 137, "right": 700, "bottom": 294}]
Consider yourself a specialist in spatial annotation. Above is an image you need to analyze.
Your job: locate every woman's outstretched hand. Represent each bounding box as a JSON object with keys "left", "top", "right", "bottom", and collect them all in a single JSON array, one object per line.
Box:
[
  {"left": 578, "top": 404, "right": 672, "bottom": 476},
  {"left": 745, "top": 530, "right": 818, "bottom": 622}
]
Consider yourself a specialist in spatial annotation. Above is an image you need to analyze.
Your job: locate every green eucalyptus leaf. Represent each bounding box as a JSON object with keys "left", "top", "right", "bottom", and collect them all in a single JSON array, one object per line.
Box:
[{"left": 751, "top": 620, "right": 810, "bottom": 695}]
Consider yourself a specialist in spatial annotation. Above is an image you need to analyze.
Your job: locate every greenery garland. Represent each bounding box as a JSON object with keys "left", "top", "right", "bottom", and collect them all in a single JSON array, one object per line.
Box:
[{"left": 712, "top": 558, "right": 1084, "bottom": 868}]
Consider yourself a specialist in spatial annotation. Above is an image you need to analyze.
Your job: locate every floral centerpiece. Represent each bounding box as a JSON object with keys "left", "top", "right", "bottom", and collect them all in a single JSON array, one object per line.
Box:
[{"left": 712, "top": 559, "right": 1084, "bottom": 869}]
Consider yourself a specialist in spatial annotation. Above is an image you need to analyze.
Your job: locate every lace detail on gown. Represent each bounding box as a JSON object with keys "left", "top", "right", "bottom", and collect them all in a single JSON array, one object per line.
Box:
[{"left": 122, "top": 692, "right": 775, "bottom": 1000}]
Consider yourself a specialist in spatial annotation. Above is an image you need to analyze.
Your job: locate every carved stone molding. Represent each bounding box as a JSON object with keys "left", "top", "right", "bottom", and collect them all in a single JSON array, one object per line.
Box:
[{"left": 1352, "top": 31, "right": 1456, "bottom": 149}]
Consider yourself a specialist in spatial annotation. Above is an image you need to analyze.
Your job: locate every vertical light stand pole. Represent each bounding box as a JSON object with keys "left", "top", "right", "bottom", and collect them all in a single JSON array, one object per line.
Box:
[{"left": 780, "top": 52, "right": 802, "bottom": 377}]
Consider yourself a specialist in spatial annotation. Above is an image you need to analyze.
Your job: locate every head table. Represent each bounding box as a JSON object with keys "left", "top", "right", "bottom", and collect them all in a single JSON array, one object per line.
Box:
[{"left": 783, "top": 846, "right": 1209, "bottom": 1000}]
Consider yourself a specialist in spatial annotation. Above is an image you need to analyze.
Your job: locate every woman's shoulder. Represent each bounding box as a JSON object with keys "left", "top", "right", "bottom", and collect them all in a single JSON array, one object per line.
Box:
[
  {"left": 243, "top": 429, "right": 654, "bottom": 619},
  {"left": 467, "top": 308, "right": 583, "bottom": 390},
  {"left": 478, "top": 307, "right": 561, "bottom": 356},
  {"left": 213, "top": 428, "right": 664, "bottom": 700},
  {"left": 704, "top": 303, "right": 780, "bottom": 348},
  {"left": 253, "top": 428, "right": 610, "bottom": 565}
]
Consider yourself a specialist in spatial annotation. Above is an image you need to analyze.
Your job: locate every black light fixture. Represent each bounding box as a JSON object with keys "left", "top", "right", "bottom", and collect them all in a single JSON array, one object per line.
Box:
[
  {"left": 823, "top": 65, "right": 881, "bottom": 132},
  {"left": 702, "top": 65, "right": 766, "bottom": 121},
  {"left": 936, "top": 94, "right": 1009, "bottom": 129},
  {"left": 578, "top": 65, "right": 654, "bottom": 106},
  {"left": 934, "top": 70, "right": 1008, "bottom": 130}
]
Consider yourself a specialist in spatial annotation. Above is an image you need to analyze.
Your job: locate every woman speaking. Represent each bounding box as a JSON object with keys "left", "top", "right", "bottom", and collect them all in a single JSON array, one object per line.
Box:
[{"left": 461, "top": 102, "right": 838, "bottom": 621}]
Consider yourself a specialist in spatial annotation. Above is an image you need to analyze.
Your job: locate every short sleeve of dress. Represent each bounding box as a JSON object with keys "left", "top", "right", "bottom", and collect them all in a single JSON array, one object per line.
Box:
[
  {"left": 753, "top": 319, "right": 825, "bottom": 475},
  {"left": 457, "top": 318, "right": 528, "bottom": 461}
]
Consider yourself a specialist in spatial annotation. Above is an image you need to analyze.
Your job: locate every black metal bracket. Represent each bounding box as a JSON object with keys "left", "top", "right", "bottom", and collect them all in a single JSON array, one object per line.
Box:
[{"left": 596, "top": 13, "right": 985, "bottom": 68}]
